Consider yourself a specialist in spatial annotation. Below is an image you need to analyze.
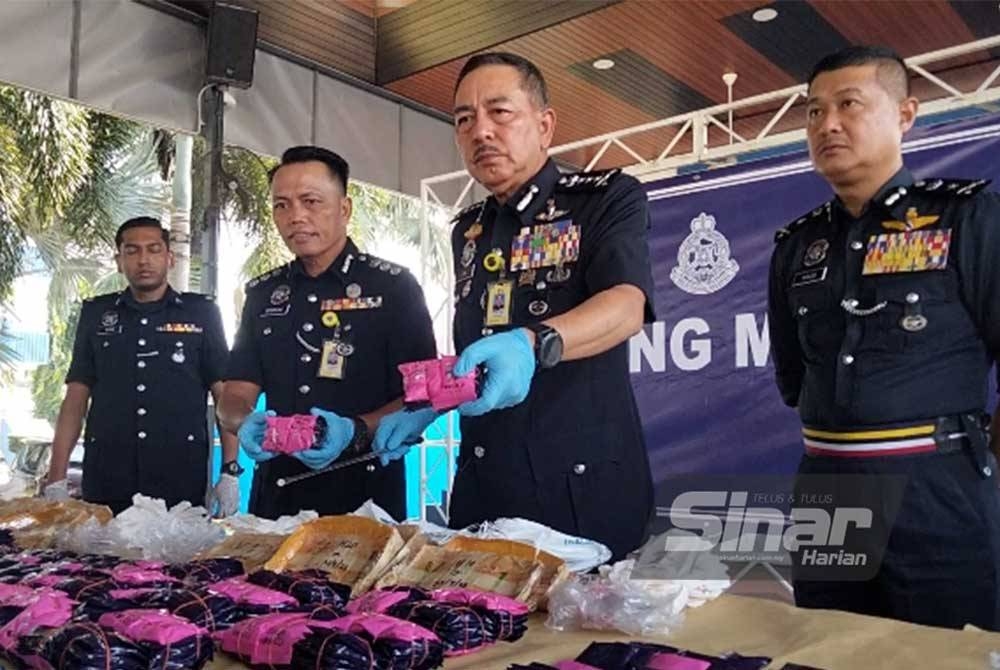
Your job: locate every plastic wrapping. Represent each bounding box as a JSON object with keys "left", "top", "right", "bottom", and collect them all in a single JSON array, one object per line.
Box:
[
  {"left": 545, "top": 573, "right": 686, "bottom": 637},
  {"left": 246, "top": 569, "right": 352, "bottom": 610},
  {"left": 432, "top": 588, "right": 529, "bottom": 643},
  {"left": 346, "top": 586, "right": 430, "bottom": 614},
  {"left": 57, "top": 496, "right": 224, "bottom": 563},
  {"left": 291, "top": 630, "right": 376, "bottom": 670},
  {"left": 207, "top": 576, "right": 300, "bottom": 614},
  {"left": 215, "top": 612, "right": 333, "bottom": 667},
  {"left": 34, "top": 622, "right": 147, "bottom": 670},
  {"left": 318, "top": 612, "right": 444, "bottom": 670},
  {"left": 98, "top": 609, "right": 214, "bottom": 670},
  {"left": 387, "top": 600, "right": 490, "bottom": 656},
  {"left": 573, "top": 642, "right": 770, "bottom": 670},
  {"left": 263, "top": 414, "right": 326, "bottom": 454},
  {"left": 399, "top": 356, "right": 478, "bottom": 412},
  {"left": 216, "top": 510, "right": 318, "bottom": 535},
  {"left": 164, "top": 557, "right": 245, "bottom": 585}
]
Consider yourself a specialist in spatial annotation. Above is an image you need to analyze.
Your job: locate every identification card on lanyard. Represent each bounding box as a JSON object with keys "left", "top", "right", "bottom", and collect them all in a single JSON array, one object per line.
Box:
[
  {"left": 318, "top": 340, "right": 345, "bottom": 379},
  {"left": 485, "top": 279, "right": 514, "bottom": 327}
]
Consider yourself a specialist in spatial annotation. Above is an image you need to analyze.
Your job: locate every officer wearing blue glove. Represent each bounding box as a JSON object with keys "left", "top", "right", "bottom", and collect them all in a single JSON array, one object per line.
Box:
[
  {"left": 446, "top": 53, "right": 656, "bottom": 560},
  {"left": 219, "top": 147, "right": 436, "bottom": 520}
]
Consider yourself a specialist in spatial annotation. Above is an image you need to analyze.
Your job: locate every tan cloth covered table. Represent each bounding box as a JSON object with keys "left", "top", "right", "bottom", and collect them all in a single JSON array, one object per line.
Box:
[{"left": 203, "top": 594, "right": 1000, "bottom": 670}]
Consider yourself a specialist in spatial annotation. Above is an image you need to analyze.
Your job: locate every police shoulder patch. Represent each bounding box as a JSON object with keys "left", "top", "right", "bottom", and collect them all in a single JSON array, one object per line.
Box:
[
  {"left": 363, "top": 253, "right": 404, "bottom": 276},
  {"left": 450, "top": 199, "right": 486, "bottom": 226},
  {"left": 775, "top": 201, "right": 832, "bottom": 244},
  {"left": 245, "top": 264, "right": 289, "bottom": 290},
  {"left": 555, "top": 168, "right": 620, "bottom": 192},
  {"left": 910, "top": 177, "right": 991, "bottom": 198}
]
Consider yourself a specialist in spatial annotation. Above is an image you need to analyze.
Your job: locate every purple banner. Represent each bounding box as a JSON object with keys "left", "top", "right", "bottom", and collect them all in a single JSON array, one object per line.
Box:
[{"left": 631, "top": 114, "right": 1000, "bottom": 508}]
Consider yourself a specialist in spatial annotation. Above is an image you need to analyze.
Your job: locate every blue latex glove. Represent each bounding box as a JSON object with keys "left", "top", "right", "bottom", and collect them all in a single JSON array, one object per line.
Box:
[
  {"left": 294, "top": 407, "right": 355, "bottom": 470},
  {"left": 238, "top": 410, "right": 276, "bottom": 462},
  {"left": 373, "top": 407, "right": 438, "bottom": 466},
  {"left": 454, "top": 328, "right": 535, "bottom": 417}
]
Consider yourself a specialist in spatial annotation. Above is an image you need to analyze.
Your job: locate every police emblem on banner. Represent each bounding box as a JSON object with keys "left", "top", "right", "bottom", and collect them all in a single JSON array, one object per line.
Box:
[{"left": 670, "top": 212, "right": 739, "bottom": 295}]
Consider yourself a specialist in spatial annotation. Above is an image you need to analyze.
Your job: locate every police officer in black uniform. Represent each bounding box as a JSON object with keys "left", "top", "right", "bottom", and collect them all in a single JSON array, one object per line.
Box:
[
  {"left": 219, "top": 146, "right": 436, "bottom": 521},
  {"left": 769, "top": 46, "right": 1000, "bottom": 630},
  {"left": 373, "top": 53, "right": 656, "bottom": 560},
  {"left": 45, "top": 217, "right": 239, "bottom": 516}
]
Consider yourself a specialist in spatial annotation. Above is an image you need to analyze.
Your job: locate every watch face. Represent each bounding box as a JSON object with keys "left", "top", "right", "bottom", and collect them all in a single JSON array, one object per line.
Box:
[{"left": 538, "top": 329, "right": 563, "bottom": 368}]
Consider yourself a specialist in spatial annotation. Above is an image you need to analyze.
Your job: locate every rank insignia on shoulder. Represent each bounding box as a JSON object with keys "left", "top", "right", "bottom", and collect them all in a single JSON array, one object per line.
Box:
[
  {"left": 245, "top": 266, "right": 286, "bottom": 289},
  {"left": 911, "top": 177, "right": 991, "bottom": 197},
  {"left": 450, "top": 200, "right": 486, "bottom": 225},
  {"left": 775, "top": 201, "right": 832, "bottom": 243},
  {"left": 556, "top": 168, "right": 619, "bottom": 191}
]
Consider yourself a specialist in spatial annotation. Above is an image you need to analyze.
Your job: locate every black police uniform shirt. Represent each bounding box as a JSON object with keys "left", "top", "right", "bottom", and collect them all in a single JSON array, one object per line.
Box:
[
  {"left": 226, "top": 239, "right": 437, "bottom": 521},
  {"left": 449, "top": 159, "right": 656, "bottom": 560},
  {"left": 65, "top": 287, "right": 228, "bottom": 507},
  {"left": 768, "top": 169, "right": 1000, "bottom": 429}
]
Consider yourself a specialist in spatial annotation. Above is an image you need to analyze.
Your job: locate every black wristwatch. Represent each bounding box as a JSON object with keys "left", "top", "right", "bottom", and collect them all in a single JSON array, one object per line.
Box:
[
  {"left": 221, "top": 460, "right": 244, "bottom": 477},
  {"left": 525, "top": 323, "right": 563, "bottom": 369},
  {"left": 349, "top": 417, "right": 371, "bottom": 454}
]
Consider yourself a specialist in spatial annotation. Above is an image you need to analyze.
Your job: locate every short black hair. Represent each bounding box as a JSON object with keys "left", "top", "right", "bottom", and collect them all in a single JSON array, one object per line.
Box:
[
  {"left": 454, "top": 52, "right": 550, "bottom": 108},
  {"left": 808, "top": 45, "right": 910, "bottom": 99},
  {"left": 268, "top": 145, "right": 350, "bottom": 193},
  {"left": 115, "top": 216, "right": 168, "bottom": 248}
]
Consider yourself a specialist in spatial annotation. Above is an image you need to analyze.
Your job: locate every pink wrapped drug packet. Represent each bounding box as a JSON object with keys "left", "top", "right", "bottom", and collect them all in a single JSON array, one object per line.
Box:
[
  {"left": 98, "top": 609, "right": 207, "bottom": 646},
  {"left": 399, "top": 356, "right": 477, "bottom": 412},
  {"left": 262, "top": 414, "right": 325, "bottom": 454}
]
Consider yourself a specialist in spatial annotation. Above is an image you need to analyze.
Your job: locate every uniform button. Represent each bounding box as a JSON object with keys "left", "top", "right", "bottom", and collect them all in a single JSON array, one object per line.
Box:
[
  {"left": 797, "top": 306, "right": 808, "bottom": 316},
  {"left": 842, "top": 354, "right": 855, "bottom": 365},
  {"left": 263, "top": 327, "right": 272, "bottom": 336},
  {"left": 536, "top": 281, "right": 547, "bottom": 291},
  {"left": 187, "top": 434, "right": 195, "bottom": 441},
  {"left": 299, "top": 385, "right": 311, "bottom": 394},
  {"left": 303, "top": 323, "right": 314, "bottom": 332},
  {"left": 137, "top": 360, "right": 146, "bottom": 369},
  {"left": 573, "top": 463, "right": 587, "bottom": 475},
  {"left": 307, "top": 294, "right": 317, "bottom": 303},
  {"left": 138, "top": 431, "right": 147, "bottom": 439},
  {"left": 138, "top": 338, "right": 146, "bottom": 346},
  {"left": 300, "top": 354, "right": 312, "bottom": 363},
  {"left": 140, "top": 318, "right": 148, "bottom": 325},
  {"left": 137, "top": 408, "right": 146, "bottom": 416},
  {"left": 366, "top": 464, "right": 376, "bottom": 473},
  {"left": 481, "top": 328, "right": 493, "bottom": 336},
  {"left": 905, "top": 292, "right": 919, "bottom": 304},
  {"left": 344, "top": 324, "right": 352, "bottom": 332},
  {"left": 103, "top": 341, "right": 109, "bottom": 348},
  {"left": 137, "top": 384, "right": 146, "bottom": 392},
  {"left": 850, "top": 241, "right": 863, "bottom": 251},
  {"left": 473, "top": 445, "right": 486, "bottom": 458}
]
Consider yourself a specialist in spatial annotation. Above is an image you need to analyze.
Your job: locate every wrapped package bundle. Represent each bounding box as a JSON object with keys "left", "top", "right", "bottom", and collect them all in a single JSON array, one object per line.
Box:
[
  {"left": 386, "top": 599, "right": 490, "bottom": 656},
  {"left": 303, "top": 612, "right": 443, "bottom": 670},
  {"left": 164, "top": 557, "right": 245, "bottom": 585},
  {"left": 196, "top": 532, "right": 288, "bottom": 573},
  {"left": 246, "top": 569, "right": 351, "bottom": 611},
  {"left": 32, "top": 622, "right": 147, "bottom": 670},
  {"left": 431, "top": 588, "right": 529, "bottom": 643},
  {"left": 346, "top": 586, "right": 431, "bottom": 615},
  {"left": 207, "top": 576, "right": 301, "bottom": 616},
  {"left": 98, "top": 609, "right": 213, "bottom": 670}
]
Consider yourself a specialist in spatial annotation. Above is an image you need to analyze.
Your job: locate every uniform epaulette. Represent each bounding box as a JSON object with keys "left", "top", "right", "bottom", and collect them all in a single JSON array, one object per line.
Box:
[
  {"left": 555, "top": 168, "right": 620, "bottom": 191},
  {"left": 181, "top": 292, "right": 214, "bottom": 302},
  {"left": 450, "top": 200, "right": 486, "bottom": 225},
  {"left": 360, "top": 253, "right": 404, "bottom": 276},
  {"left": 774, "top": 201, "right": 832, "bottom": 243},
  {"left": 245, "top": 265, "right": 288, "bottom": 290},
  {"left": 909, "top": 177, "right": 991, "bottom": 198}
]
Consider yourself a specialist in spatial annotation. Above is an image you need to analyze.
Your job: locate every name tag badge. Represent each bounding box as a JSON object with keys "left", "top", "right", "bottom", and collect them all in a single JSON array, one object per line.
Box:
[
  {"left": 318, "top": 340, "right": 345, "bottom": 380},
  {"left": 260, "top": 304, "right": 291, "bottom": 318},
  {"left": 791, "top": 267, "right": 828, "bottom": 287},
  {"left": 484, "top": 279, "right": 514, "bottom": 327}
]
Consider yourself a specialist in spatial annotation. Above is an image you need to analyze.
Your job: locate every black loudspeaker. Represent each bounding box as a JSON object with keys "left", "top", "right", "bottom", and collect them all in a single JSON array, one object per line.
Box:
[{"left": 205, "top": 2, "right": 259, "bottom": 89}]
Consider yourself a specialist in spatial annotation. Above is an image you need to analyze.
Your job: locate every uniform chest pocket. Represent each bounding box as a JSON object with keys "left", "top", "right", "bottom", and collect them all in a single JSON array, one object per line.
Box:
[
  {"left": 789, "top": 288, "right": 841, "bottom": 364},
  {"left": 869, "top": 273, "right": 958, "bottom": 351},
  {"left": 155, "top": 331, "right": 204, "bottom": 375}
]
